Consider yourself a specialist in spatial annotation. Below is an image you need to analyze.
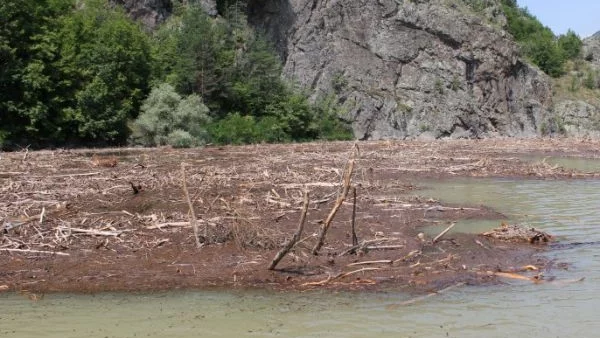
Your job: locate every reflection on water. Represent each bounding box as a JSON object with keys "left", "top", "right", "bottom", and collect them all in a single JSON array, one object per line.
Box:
[{"left": 2, "top": 179, "right": 600, "bottom": 337}]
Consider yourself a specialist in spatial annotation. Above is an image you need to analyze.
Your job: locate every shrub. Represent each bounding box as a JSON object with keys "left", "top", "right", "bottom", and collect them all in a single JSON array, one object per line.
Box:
[
  {"left": 311, "top": 94, "right": 354, "bottom": 141},
  {"left": 131, "top": 83, "right": 210, "bottom": 146},
  {"left": 167, "top": 129, "right": 195, "bottom": 148},
  {"left": 522, "top": 34, "right": 565, "bottom": 77},
  {"left": 583, "top": 71, "right": 597, "bottom": 90},
  {"left": 255, "top": 116, "right": 290, "bottom": 143},
  {"left": 451, "top": 76, "right": 461, "bottom": 91},
  {"left": 434, "top": 79, "right": 445, "bottom": 95},
  {"left": 558, "top": 30, "right": 582, "bottom": 60},
  {"left": 208, "top": 113, "right": 258, "bottom": 144}
]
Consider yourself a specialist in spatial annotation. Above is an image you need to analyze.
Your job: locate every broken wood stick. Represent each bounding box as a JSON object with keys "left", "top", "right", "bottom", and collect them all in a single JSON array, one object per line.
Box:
[
  {"left": 338, "top": 238, "right": 399, "bottom": 256},
  {"left": 147, "top": 222, "right": 191, "bottom": 229},
  {"left": 301, "top": 267, "right": 381, "bottom": 287},
  {"left": 391, "top": 282, "right": 466, "bottom": 307},
  {"left": 0, "top": 248, "right": 70, "bottom": 256},
  {"left": 351, "top": 186, "right": 358, "bottom": 246},
  {"left": 347, "top": 260, "right": 393, "bottom": 267},
  {"left": 39, "top": 207, "right": 46, "bottom": 224},
  {"left": 51, "top": 172, "right": 101, "bottom": 178},
  {"left": 312, "top": 143, "right": 359, "bottom": 255},
  {"left": 365, "top": 245, "right": 405, "bottom": 250},
  {"left": 333, "top": 267, "right": 380, "bottom": 280},
  {"left": 56, "top": 226, "right": 124, "bottom": 237},
  {"left": 181, "top": 163, "right": 202, "bottom": 248},
  {"left": 433, "top": 222, "right": 456, "bottom": 243},
  {"left": 269, "top": 191, "right": 310, "bottom": 270},
  {"left": 492, "top": 271, "right": 539, "bottom": 282}
]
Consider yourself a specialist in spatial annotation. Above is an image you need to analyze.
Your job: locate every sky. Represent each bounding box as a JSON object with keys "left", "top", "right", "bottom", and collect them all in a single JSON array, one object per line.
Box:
[{"left": 517, "top": 0, "right": 600, "bottom": 38}]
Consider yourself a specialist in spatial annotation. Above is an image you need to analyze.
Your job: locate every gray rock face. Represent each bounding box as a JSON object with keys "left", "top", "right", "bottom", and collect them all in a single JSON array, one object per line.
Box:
[
  {"left": 111, "top": 0, "right": 173, "bottom": 29},
  {"left": 583, "top": 31, "right": 600, "bottom": 66},
  {"left": 196, "top": 0, "right": 218, "bottom": 16},
  {"left": 112, "top": 0, "right": 218, "bottom": 29},
  {"left": 553, "top": 100, "right": 600, "bottom": 137},
  {"left": 248, "top": 0, "right": 553, "bottom": 139}
]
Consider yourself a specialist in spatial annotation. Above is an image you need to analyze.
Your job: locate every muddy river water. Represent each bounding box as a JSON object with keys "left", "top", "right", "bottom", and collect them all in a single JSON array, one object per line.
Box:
[{"left": 2, "top": 177, "right": 600, "bottom": 337}]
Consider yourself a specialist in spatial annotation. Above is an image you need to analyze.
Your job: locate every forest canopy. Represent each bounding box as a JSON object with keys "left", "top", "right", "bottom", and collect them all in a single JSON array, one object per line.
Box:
[{"left": 0, "top": 0, "right": 352, "bottom": 149}]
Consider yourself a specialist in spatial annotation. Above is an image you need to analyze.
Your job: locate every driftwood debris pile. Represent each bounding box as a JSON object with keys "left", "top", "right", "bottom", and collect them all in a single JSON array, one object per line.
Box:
[{"left": 482, "top": 222, "right": 552, "bottom": 244}]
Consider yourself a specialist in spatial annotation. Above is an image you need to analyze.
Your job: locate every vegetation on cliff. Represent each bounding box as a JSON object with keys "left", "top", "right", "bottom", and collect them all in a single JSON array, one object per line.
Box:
[
  {"left": 0, "top": 0, "right": 351, "bottom": 149},
  {"left": 500, "top": 0, "right": 582, "bottom": 77}
]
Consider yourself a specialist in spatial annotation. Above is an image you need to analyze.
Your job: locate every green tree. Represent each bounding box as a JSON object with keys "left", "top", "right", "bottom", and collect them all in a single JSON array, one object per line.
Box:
[
  {"left": 208, "top": 113, "right": 258, "bottom": 144},
  {"left": 0, "top": 0, "right": 73, "bottom": 147},
  {"left": 170, "top": 6, "right": 231, "bottom": 102},
  {"left": 0, "top": 0, "right": 152, "bottom": 147},
  {"left": 523, "top": 32, "right": 565, "bottom": 77},
  {"left": 55, "top": 0, "right": 152, "bottom": 144},
  {"left": 558, "top": 30, "right": 583, "bottom": 59},
  {"left": 151, "top": 3, "right": 353, "bottom": 145},
  {"left": 501, "top": 2, "right": 574, "bottom": 77}
]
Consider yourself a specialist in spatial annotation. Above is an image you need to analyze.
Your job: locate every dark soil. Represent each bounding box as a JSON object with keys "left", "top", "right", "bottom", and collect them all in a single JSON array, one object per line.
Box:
[{"left": 2, "top": 138, "right": 599, "bottom": 294}]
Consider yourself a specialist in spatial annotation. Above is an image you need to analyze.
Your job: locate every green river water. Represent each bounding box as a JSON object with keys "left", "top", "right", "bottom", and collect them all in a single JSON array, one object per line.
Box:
[{"left": 2, "top": 176, "right": 600, "bottom": 337}]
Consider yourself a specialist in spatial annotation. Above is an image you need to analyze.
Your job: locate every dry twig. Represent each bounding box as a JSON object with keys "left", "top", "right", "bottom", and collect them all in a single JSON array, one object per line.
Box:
[
  {"left": 181, "top": 163, "right": 202, "bottom": 248},
  {"left": 351, "top": 186, "right": 358, "bottom": 246},
  {"left": 389, "top": 282, "right": 466, "bottom": 307},
  {"left": 433, "top": 222, "right": 456, "bottom": 243},
  {"left": 269, "top": 191, "right": 309, "bottom": 270},
  {"left": 0, "top": 248, "right": 70, "bottom": 256},
  {"left": 312, "top": 143, "right": 359, "bottom": 254}
]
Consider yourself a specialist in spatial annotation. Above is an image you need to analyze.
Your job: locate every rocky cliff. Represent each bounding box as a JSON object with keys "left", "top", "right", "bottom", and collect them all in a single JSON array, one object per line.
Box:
[
  {"left": 553, "top": 32, "right": 600, "bottom": 138},
  {"left": 247, "top": 0, "right": 555, "bottom": 139},
  {"left": 121, "top": 0, "right": 558, "bottom": 139},
  {"left": 111, "top": 0, "right": 217, "bottom": 28},
  {"left": 111, "top": 0, "right": 173, "bottom": 28},
  {"left": 584, "top": 31, "right": 600, "bottom": 67}
]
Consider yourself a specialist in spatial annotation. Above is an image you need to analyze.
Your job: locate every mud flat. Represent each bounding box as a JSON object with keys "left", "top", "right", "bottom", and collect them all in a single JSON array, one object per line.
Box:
[{"left": 1, "top": 138, "right": 599, "bottom": 294}]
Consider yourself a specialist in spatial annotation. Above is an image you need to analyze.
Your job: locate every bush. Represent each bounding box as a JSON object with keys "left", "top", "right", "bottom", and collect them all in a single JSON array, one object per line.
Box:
[
  {"left": 583, "top": 71, "right": 597, "bottom": 90},
  {"left": 255, "top": 116, "right": 290, "bottom": 143},
  {"left": 208, "top": 113, "right": 258, "bottom": 144},
  {"left": 558, "top": 30, "right": 582, "bottom": 60},
  {"left": 522, "top": 34, "right": 565, "bottom": 77},
  {"left": 167, "top": 129, "right": 195, "bottom": 148},
  {"left": 131, "top": 83, "right": 210, "bottom": 146},
  {"left": 312, "top": 94, "right": 354, "bottom": 141}
]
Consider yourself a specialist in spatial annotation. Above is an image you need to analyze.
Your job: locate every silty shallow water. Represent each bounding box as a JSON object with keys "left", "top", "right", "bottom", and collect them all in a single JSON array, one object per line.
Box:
[{"left": 1, "top": 178, "right": 599, "bottom": 337}]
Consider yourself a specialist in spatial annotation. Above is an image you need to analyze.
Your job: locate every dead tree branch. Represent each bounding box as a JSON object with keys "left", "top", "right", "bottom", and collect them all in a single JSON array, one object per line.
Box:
[
  {"left": 269, "top": 191, "right": 310, "bottom": 270},
  {"left": 351, "top": 186, "right": 358, "bottom": 246},
  {"left": 181, "top": 163, "right": 202, "bottom": 248},
  {"left": 433, "top": 222, "right": 456, "bottom": 243},
  {"left": 312, "top": 143, "right": 359, "bottom": 255}
]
